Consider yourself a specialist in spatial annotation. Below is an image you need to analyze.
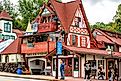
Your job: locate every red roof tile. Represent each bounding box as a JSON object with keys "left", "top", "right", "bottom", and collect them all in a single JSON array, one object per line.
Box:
[
  {"left": 63, "top": 45, "right": 108, "bottom": 56},
  {"left": 1, "top": 38, "right": 21, "bottom": 54},
  {"left": 0, "top": 10, "right": 13, "bottom": 20},
  {"left": 21, "top": 42, "right": 55, "bottom": 54},
  {"left": 95, "top": 29, "right": 121, "bottom": 46},
  {"left": 12, "top": 29, "right": 24, "bottom": 37}
]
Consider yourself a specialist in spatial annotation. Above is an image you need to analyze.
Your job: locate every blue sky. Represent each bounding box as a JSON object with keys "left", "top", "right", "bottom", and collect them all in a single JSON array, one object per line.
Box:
[{"left": 4, "top": 0, "right": 121, "bottom": 24}]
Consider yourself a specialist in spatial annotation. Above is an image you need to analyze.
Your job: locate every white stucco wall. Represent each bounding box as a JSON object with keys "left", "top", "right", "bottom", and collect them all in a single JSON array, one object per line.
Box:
[
  {"left": 1, "top": 54, "right": 24, "bottom": 63},
  {"left": 119, "top": 47, "right": 121, "bottom": 52},
  {"left": 0, "top": 20, "right": 17, "bottom": 39}
]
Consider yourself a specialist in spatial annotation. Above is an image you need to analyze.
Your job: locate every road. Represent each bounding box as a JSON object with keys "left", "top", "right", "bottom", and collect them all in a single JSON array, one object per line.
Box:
[{"left": 0, "top": 76, "right": 47, "bottom": 81}]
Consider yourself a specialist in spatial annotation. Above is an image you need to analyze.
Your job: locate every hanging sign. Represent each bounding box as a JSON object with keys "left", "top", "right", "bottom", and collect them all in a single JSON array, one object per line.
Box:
[{"left": 57, "top": 41, "right": 62, "bottom": 55}]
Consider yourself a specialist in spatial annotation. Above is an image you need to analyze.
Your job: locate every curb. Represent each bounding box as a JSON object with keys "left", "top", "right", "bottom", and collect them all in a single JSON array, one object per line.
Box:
[{"left": 0, "top": 74, "right": 59, "bottom": 81}]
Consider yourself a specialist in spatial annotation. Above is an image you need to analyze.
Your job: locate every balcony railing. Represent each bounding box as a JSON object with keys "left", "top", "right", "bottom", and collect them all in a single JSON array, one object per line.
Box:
[
  {"left": 21, "top": 41, "right": 56, "bottom": 54},
  {"left": 38, "top": 22, "right": 57, "bottom": 33}
]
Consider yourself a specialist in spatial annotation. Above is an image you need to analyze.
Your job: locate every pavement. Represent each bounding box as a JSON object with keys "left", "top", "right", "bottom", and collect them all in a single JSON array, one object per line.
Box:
[{"left": 0, "top": 72, "right": 108, "bottom": 81}]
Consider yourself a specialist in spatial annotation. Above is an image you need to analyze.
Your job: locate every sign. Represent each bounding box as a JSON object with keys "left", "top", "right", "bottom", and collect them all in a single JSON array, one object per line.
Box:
[{"left": 57, "top": 41, "right": 62, "bottom": 55}]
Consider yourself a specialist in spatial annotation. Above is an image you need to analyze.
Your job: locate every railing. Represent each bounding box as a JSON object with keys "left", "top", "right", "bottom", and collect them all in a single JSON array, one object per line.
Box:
[
  {"left": 38, "top": 22, "right": 57, "bottom": 33},
  {"left": 21, "top": 42, "right": 56, "bottom": 54}
]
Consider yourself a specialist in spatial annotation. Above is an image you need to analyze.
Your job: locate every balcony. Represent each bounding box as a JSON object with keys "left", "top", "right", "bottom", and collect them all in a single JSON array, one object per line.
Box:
[
  {"left": 38, "top": 22, "right": 57, "bottom": 33},
  {"left": 21, "top": 41, "right": 56, "bottom": 54}
]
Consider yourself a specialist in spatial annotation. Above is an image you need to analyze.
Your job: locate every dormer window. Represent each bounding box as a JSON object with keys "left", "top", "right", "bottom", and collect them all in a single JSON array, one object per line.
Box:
[{"left": 4, "top": 22, "right": 11, "bottom": 33}]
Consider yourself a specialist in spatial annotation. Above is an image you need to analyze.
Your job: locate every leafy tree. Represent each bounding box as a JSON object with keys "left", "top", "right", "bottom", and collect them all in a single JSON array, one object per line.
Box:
[
  {"left": 18, "top": 0, "right": 45, "bottom": 30},
  {"left": 113, "top": 4, "right": 121, "bottom": 33},
  {"left": 0, "top": 0, "right": 19, "bottom": 29}
]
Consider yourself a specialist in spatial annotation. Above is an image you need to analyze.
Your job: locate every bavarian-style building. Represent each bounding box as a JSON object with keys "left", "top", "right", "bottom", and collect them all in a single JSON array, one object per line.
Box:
[{"left": 0, "top": 0, "right": 121, "bottom": 80}]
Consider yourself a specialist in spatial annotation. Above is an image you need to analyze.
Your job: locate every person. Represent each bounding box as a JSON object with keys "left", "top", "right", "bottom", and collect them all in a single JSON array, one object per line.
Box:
[
  {"left": 98, "top": 65, "right": 105, "bottom": 80},
  {"left": 114, "top": 64, "right": 118, "bottom": 80},
  {"left": 60, "top": 59, "right": 65, "bottom": 80},
  {"left": 108, "top": 67, "right": 114, "bottom": 81},
  {"left": 84, "top": 61, "right": 91, "bottom": 81}
]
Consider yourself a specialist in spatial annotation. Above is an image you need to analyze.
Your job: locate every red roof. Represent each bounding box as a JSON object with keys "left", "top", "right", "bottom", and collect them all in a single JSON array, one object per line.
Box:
[
  {"left": 21, "top": 42, "right": 55, "bottom": 54},
  {"left": 12, "top": 29, "right": 24, "bottom": 37},
  {"left": 63, "top": 45, "right": 108, "bottom": 56},
  {"left": 94, "top": 29, "right": 121, "bottom": 46},
  {"left": 1, "top": 38, "right": 21, "bottom": 54},
  {"left": 0, "top": 10, "right": 13, "bottom": 20}
]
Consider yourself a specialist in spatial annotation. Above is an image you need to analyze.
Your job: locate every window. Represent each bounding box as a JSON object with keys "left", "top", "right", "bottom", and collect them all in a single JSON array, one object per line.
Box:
[
  {"left": 4, "top": 22, "right": 11, "bottom": 33},
  {"left": 74, "top": 17, "right": 81, "bottom": 27},
  {"left": 106, "top": 44, "right": 114, "bottom": 51},
  {"left": 98, "top": 60, "right": 104, "bottom": 69},
  {"left": 72, "top": 35, "right": 76, "bottom": 45},
  {"left": 81, "top": 37, "right": 87, "bottom": 47}
]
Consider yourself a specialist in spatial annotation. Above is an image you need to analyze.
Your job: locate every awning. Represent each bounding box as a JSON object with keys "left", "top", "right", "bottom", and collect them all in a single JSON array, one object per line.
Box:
[{"left": 63, "top": 45, "right": 108, "bottom": 56}]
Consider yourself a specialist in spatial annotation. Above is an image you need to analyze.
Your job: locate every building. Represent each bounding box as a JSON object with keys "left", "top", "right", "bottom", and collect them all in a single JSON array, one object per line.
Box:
[
  {"left": 0, "top": 10, "right": 24, "bottom": 73},
  {"left": 92, "top": 29, "right": 121, "bottom": 79}
]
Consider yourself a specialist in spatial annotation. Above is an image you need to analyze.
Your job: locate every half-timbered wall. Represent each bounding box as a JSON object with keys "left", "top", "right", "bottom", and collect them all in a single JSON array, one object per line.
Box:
[{"left": 68, "top": 8, "right": 90, "bottom": 48}]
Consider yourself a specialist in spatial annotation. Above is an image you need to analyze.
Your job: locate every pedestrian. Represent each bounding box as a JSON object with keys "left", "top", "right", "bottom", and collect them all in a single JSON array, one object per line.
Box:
[
  {"left": 60, "top": 59, "right": 65, "bottom": 80},
  {"left": 114, "top": 64, "right": 118, "bottom": 80},
  {"left": 84, "top": 61, "right": 91, "bottom": 81},
  {"left": 98, "top": 65, "right": 105, "bottom": 80},
  {"left": 108, "top": 67, "right": 114, "bottom": 81}
]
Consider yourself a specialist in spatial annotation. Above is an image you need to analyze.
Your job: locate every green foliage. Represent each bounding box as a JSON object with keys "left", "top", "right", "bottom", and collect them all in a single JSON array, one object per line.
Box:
[
  {"left": 0, "top": 0, "right": 19, "bottom": 29},
  {"left": 18, "top": 0, "right": 44, "bottom": 30},
  {"left": 113, "top": 4, "right": 121, "bottom": 33}
]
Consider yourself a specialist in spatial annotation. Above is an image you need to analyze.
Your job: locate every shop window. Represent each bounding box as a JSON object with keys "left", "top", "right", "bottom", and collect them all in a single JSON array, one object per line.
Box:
[
  {"left": 81, "top": 37, "right": 87, "bottom": 47},
  {"left": 98, "top": 60, "right": 104, "bottom": 69},
  {"left": 74, "top": 58, "right": 79, "bottom": 71}
]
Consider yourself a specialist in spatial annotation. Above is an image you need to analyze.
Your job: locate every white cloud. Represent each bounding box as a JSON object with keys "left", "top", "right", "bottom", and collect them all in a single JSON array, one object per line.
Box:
[{"left": 1, "top": 0, "right": 121, "bottom": 24}]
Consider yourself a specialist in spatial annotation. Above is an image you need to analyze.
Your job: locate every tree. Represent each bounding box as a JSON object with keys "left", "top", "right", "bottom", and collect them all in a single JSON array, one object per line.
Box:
[
  {"left": 18, "top": 0, "right": 45, "bottom": 30},
  {"left": 113, "top": 4, "right": 121, "bottom": 33},
  {"left": 0, "top": 0, "right": 19, "bottom": 29}
]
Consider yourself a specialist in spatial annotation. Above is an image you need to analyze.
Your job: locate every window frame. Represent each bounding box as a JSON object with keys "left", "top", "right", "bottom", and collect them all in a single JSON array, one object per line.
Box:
[{"left": 4, "top": 22, "right": 11, "bottom": 33}]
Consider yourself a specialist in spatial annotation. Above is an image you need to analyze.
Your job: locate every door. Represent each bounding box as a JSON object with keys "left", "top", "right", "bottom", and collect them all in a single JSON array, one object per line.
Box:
[{"left": 65, "top": 57, "right": 72, "bottom": 76}]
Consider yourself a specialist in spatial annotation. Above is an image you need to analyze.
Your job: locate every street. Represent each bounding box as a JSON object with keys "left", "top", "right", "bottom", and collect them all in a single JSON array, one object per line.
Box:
[{"left": 0, "top": 76, "right": 47, "bottom": 81}]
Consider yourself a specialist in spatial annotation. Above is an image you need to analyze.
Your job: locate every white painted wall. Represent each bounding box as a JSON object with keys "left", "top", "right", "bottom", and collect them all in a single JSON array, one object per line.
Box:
[
  {"left": 0, "top": 20, "right": 17, "bottom": 39},
  {"left": 119, "top": 47, "right": 121, "bottom": 52},
  {"left": 1, "top": 54, "right": 24, "bottom": 63},
  {"left": 1, "top": 55, "right": 6, "bottom": 63}
]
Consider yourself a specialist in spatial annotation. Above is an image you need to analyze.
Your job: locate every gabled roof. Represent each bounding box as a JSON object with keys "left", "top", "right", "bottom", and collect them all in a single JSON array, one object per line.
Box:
[
  {"left": 93, "top": 29, "right": 121, "bottom": 46},
  {"left": 1, "top": 38, "right": 21, "bottom": 54},
  {"left": 49, "top": 0, "right": 78, "bottom": 33},
  {"left": 0, "top": 10, "right": 13, "bottom": 20}
]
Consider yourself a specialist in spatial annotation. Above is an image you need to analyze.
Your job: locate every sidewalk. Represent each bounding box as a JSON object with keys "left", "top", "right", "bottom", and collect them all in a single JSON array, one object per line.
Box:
[{"left": 0, "top": 72, "right": 108, "bottom": 81}]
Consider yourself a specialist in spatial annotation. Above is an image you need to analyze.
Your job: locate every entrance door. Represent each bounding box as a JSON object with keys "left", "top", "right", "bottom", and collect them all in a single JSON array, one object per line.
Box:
[{"left": 65, "top": 57, "right": 72, "bottom": 76}]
